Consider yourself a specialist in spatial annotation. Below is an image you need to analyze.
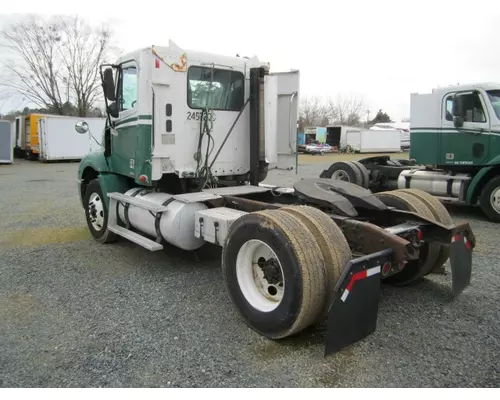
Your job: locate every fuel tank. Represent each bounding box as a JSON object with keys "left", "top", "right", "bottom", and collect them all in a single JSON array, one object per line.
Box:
[
  {"left": 397, "top": 169, "right": 471, "bottom": 199},
  {"left": 117, "top": 188, "right": 208, "bottom": 251}
]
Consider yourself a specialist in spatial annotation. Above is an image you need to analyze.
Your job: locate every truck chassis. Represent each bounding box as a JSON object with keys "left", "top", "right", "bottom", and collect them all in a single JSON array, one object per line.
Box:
[
  {"left": 84, "top": 175, "right": 474, "bottom": 356},
  {"left": 319, "top": 155, "right": 500, "bottom": 223},
  {"left": 78, "top": 51, "right": 475, "bottom": 357}
]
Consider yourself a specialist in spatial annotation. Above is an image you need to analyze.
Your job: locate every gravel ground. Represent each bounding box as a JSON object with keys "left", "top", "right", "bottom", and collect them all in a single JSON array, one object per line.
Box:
[{"left": 0, "top": 158, "right": 499, "bottom": 388}]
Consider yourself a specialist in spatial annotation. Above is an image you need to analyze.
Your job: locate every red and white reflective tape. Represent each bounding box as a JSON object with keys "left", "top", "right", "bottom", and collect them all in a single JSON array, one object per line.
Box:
[
  {"left": 452, "top": 234, "right": 472, "bottom": 250},
  {"left": 341, "top": 266, "right": 381, "bottom": 302}
]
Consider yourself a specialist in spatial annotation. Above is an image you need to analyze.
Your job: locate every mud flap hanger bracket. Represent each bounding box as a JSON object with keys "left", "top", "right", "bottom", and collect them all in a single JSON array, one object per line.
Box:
[{"left": 324, "top": 221, "right": 474, "bottom": 356}]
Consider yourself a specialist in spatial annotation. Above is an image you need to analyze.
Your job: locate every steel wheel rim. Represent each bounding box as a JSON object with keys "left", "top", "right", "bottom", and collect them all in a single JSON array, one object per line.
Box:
[
  {"left": 88, "top": 192, "right": 105, "bottom": 231},
  {"left": 490, "top": 187, "right": 500, "bottom": 213},
  {"left": 332, "top": 170, "right": 350, "bottom": 181},
  {"left": 236, "top": 239, "right": 285, "bottom": 312}
]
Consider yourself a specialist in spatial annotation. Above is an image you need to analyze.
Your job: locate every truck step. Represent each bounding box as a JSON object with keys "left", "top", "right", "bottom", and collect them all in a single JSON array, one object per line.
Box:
[
  {"left": 108, "top": 225, "right": 164, "bottom": 252},
  {"left": 107, "top": 192, "right": 165, "bottom": 252},
  {"left": 108, "top": 192, "right": 170, "bottom": 213},
  {"left": 435, "top": 196, "right": 463, "bottom": 204}
]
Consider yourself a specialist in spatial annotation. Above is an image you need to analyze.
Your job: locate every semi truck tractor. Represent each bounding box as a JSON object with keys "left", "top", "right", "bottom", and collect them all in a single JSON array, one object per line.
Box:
[
  {"left": 320, "top": 83, "right": 500, "bottom": 222},
  {"left": 75, "top": 40, "right": 475, "bottom": 356}
]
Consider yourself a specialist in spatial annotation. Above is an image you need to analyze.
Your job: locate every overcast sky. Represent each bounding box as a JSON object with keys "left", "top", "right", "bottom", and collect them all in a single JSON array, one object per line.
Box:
[{"left": 1, "top": 0, "right": 500, "bottom": 122}]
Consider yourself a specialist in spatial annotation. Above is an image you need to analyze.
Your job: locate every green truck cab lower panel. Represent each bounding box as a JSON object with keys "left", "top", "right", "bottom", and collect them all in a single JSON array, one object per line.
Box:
[
  {"left": 108, "top": 118, "right": 153, "bottom": 186},
  {"left": 409, "top": 130, "right": 439, "bottom": 165},
  {"left": 97, "top": 173, "right": 134, "bottom": 209},
  {"left": 78, "top": 151, "right": 111, "bottom": 178},
  {"left": 77, "top": 151, "right": 135, "bottom": 208},
  {"left": 466, "top": 155, "right": 500, "bottom": 205}
]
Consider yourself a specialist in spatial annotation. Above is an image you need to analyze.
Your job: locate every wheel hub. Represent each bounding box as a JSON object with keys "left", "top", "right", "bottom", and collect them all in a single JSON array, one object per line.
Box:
[
  {"left": 257, "top": 257, "right": 282, "bottom": 285},
  {"left": 332, "top": 170, "right": 350, "bottom": 181},
  {"left": 88, "top": 192, "right": 105, "bottom": 231},
  {"left": 490, "top": 187, "right": 500, "bottom": 213},
  {"left": 236, "top": 239, "right": 285, "bottom": 312}
]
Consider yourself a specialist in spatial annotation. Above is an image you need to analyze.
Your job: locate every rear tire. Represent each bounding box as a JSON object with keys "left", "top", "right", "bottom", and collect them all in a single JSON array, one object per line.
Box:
[
  {"left": 374, "top": 190, "right": 440, "bottom": 285},
  {"left": 83, "top": 179, "right": 118, "bottom": 244},
  {"left": 351, "top": 161, "right": 370, "bottom": 189},
  {"left": 398, "top": 188, "right": 453, "bottom": 273},
  {"left": 222, "top": 209, "right": 327, "bottom": 339},
  {"left": 323, "top": 161, "right": 363, "bottom": 187},
  {"left": 280, "top": 205, "right": 352, "bottom": 315}
]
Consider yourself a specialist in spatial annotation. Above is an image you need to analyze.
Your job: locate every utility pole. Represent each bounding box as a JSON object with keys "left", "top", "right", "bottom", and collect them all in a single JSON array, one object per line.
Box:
[{"left": 366, "top": 109, "right": 370, "bottom": 124}]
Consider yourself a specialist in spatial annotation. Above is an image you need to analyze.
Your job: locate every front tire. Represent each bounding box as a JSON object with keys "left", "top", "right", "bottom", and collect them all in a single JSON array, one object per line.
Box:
[
  {"left": 83, "top": 178, "right": 118, "bottom": 244},
  {"left": 479, "top": 175, "right": 500, "bottom": 222},
  {"left": 222, "top": 209, "right": 327, "bottom": 339}
]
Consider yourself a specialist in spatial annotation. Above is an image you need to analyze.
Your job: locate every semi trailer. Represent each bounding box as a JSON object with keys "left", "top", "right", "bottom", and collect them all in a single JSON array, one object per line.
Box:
[
  {"left": 11, "top": 113, "right": 44, "bottom": 160},
  {"left": 0, "top": 119, "right": 14, "bottom": 164},
  {"left": 320, "top": 83, "right": 500, "bottom": 222},
  {"left": 37, "top": 115, "right": 105, "bottom": 161},
  {"left": 75, "top": 40, "right": 475, "bottom": 356}
]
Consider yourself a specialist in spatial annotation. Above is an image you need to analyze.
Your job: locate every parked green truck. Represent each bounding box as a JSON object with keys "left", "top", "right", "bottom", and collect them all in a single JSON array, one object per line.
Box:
[{"left": 321, "top": 83, "right": 500, "bottom": 222}]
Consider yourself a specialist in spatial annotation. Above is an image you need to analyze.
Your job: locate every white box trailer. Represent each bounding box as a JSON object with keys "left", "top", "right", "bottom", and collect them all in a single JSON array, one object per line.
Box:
[
  {"left": 359, "top": 129, "right": 401, "bottom": 153},
  {"left": 0, "top": 120, "right": 14, "bottom": 164},
  {"left": 37, "top": 115, "right": 106, "bottom": 161},
  {"left": 370, "top": 123, "right": 411, "bottom": 150},
  {"left": 341, "top": 127, "right": 401, "bottom": 153}
]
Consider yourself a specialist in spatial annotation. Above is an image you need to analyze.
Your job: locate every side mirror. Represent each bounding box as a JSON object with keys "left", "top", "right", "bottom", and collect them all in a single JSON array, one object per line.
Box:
[
  {"left": 75, "top": 121, "right": 89, "bottom": 134},
  {"left": 452, "top": 94, "right": 464, "bottom": 116},
  {"left": 103, "top": 68, "right": 116, "bottom": 101},
  {"left": 107, "top": 102, "right": 119, "bottom": 118},
  {"left": 453, "top": 116, "right": 464, "bottom": 128},
  {"left": 452, "top": 93, "right": 466, "bottom": 128}
]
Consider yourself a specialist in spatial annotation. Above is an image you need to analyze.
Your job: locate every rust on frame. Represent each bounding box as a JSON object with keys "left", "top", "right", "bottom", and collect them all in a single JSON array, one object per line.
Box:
[{"left": 336, "top": 219, "right": 416, "bottom": 262}]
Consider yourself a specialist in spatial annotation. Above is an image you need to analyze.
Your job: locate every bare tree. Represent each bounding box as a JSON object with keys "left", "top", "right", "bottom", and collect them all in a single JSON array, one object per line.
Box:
[
  {"left": 326, "top": 94, "right": 364, "bottom": 126},
  {"left": 0, "top": 15, "right": 66, "bottom": 114},
  {"left": 0, "top": 14, "right": 119, "bottom": 117},
  {"left": 299, "top": 93, "right": 365, "bottom": 130},
  {"left": 58, "top": 15, "right": 117, "bottom": 117},
  {"left": 299, "top": 95, "right": 328, "bottom": 130}
]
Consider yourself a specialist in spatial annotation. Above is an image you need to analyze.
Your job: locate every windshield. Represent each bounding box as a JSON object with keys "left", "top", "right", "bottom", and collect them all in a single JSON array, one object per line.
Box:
[{"left": 487, "top": 90, "right": 500, "bottom": 120}]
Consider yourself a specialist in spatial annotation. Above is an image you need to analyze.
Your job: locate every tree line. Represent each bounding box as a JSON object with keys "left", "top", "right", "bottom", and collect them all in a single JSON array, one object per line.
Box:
[
  {"left": 298, "top": 94, "right": 393, "bottom": 131},
  {"left": 0, "top": 13, "right": 394, "bottom": 126}
]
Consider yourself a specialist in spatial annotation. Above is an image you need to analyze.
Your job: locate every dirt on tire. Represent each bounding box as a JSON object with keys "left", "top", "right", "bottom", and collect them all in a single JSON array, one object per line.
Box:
[{"left": 280, "top": 205, "right": 352, "bottom": 315}]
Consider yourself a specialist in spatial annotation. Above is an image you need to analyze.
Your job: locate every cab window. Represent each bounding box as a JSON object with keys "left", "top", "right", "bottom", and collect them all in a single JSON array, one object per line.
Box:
[
  {"left": 119, "top": 66, "right": 138, "bottom": 111},
  {"left": 445, "top": 92, "right": 487, "bottom": 123},
  {"left": 487, "top": 90, "right": 500, "bottom": 120},
  {"left": 187, "top": 66, "right": 244, "bottom": 111}
]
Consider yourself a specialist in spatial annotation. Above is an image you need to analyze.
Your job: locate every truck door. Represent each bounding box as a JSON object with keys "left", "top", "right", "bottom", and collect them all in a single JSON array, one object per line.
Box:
[
  {"left": 264, "top": 70, "right": 299, "bottom": 171},
  {"left": 440, "top": 90, "right": 491, "bottom": 166},
  {"left": 110, "top": 60, "right": 141, "bottom": 179}
]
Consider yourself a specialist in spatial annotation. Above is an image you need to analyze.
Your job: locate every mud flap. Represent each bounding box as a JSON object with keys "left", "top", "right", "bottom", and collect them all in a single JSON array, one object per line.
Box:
[
  {"left": 324, "top": 248, "right": 393, "bottom": 356},
  {"left": 449, "top": 232, "right": 472, "bottom": 297}
]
